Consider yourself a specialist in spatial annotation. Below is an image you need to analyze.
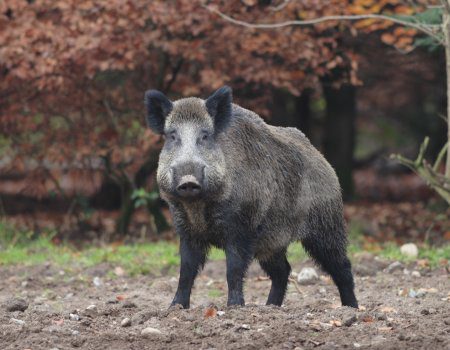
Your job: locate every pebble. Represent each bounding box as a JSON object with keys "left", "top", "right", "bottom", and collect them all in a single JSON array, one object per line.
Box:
[
  {"left": 386, "top": 261, "right": 403, "bottom": 274},
  {"left": 114, "top": 266, "right": 125, "bottom": 276},
  {"left": 10, "top": 318, "right": 25, "bottom": 325},
  {"left": 141, "top": 327, "right": 162, "bottom": 338},
  {"left": 377, "top": 313, "right": 387, "bottom": 321},
  {"left": 319, "top": 322, "right": 332, "bottom": 329},
  {"left": 411, "top": 271, "right": 421, "bottom": 277},
  {"left": 409, "top": 288, "right": 427, "bottom": 298},
  {"left": 69, "top": 313, "right": 80, "bottom": 321},
  {"left": 297, "top": 267, "right": 319, "bottom": 285},
  {"left": 93, "top": 277, "right": 102, "bottom": 287},
  {"left": 421, "top": 308, "right": 436, "bottom": 315},
  {"left": 121, "top": 318, "right": 131, "bottom": 327},
  {"left": 400, "top": 243, "right": 418, "bottom": 258},
  {"left": 84, "top": 305, "right": 98, "bottom": 317},
  {"left": 81, "top": 319, "right": 91, "bottom": 326},
  {"left": 5, "top": 298, "right": 28, "bottom": 312},
  {"left": 71, "top": 336, "right": 85, "bottom": 348},
  {"left": 344, "top": 315, "right": 357, "bottom": 327}
]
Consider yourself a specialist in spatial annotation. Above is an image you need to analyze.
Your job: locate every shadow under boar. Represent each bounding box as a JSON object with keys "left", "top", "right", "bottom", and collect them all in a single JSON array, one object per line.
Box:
[{"left": 144, "top": 86, "right": 358, "bottom": 309}]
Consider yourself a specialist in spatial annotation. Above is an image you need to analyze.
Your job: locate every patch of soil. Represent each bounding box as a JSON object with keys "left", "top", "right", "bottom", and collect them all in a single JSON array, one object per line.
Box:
[{"left": 0, "top": 257, "right": 448, "bottom": 349}]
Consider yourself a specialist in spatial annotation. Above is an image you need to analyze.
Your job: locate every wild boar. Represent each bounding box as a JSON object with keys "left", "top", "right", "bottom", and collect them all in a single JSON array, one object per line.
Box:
[{"left": 144, "top": 86, "right": 358, "bottom": 309}]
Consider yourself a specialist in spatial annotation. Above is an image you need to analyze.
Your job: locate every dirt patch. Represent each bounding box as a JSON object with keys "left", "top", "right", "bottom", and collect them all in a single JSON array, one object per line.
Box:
[{"left": 0, "top": 257, "right": 448, "bottom": 349}]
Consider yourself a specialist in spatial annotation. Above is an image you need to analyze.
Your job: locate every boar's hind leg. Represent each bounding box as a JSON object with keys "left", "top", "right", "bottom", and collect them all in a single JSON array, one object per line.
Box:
[
  {"left": 301, "top": 232, "right": 358, "bottom": 308},
  {"left": 171, "top": 237, "right": 207, "bottom": 309},
  {"left": 300, "top": 203, "right": 358, "bottom": 309},
  {"left": 259, "top": 250, "right": 291, "bottom": 306}
]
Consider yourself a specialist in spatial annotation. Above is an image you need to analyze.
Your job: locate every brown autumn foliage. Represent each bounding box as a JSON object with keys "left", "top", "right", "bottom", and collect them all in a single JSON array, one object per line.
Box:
[{"left": 0, "top": 0, "right": 436, "bottom": 234}]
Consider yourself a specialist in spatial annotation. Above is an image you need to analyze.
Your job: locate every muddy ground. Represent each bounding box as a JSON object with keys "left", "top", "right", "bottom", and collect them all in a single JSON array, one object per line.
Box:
[{"left": 0, "top": 255, "right": 448, "bottom": 350}]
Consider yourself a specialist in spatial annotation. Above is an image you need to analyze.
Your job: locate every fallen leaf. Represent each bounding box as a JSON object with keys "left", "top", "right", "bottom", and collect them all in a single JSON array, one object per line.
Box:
[
  {"left": 426, "top": 288, "right": 438, "bottom": 294},
  {"left": 114, "top": 266, "right": 125, "bottom": 276},
  {"left": 416, "top": 259, "right": 429, "bottom": 268},
  {"left": 398, "top": 289, "right": 408, "bottom": 297},
  {"left": 330, "top": 320, "right": 342, "bottom": 327},
  {"left": 362, "top": 315, "right": 374, "bottom": 323},
  {"left": 379, "top": 306, "right": 397, "bottom": 313},
  {"left": 204, "top": 307, "right": 217, "bottom": 318},
  {"left": 52, "top": 319, "right": 64, "bottom": 326}
]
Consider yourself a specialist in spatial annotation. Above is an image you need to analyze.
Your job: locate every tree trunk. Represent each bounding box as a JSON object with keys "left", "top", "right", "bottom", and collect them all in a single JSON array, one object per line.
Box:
[
  {"left": 270, "top": 89, "right": 311, "bottom": 137},
  {"left": 322, "top": 82, "right": 356, "bottom": 200},
  {"left": 114, "top": 148, "right": 169, "bottom": 236},
  {"left": 115, "top": 180, "right": 134, "bottom": 235},
  {"left": 444, "top": 4, "right": 450, "bottom": 177}
]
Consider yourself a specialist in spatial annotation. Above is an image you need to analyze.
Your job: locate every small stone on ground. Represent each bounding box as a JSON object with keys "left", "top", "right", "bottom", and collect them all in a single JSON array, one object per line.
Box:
[{"left": 297, "top": 267, "right": 319, "bottom": 285}]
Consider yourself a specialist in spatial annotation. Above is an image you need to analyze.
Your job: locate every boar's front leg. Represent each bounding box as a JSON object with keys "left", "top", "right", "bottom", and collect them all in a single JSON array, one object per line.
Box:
[
  {"left": 225, "top": 239, "right": 253, "bottom": 306},
  {"left": 259, "top": 250, "right": 291, "bottom": 306},
  {"left": 171, "top": 237, "right": 206, "bottom": 309}
]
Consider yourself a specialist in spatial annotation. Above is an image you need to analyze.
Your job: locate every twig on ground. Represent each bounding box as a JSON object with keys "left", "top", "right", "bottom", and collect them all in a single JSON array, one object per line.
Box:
[{"left": 288, "top": 277, "right": 303, "bottom": 294}]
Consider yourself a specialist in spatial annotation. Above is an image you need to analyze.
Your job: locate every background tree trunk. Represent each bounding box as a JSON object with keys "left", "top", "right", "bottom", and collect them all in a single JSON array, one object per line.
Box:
[
  {"left": 270, "top": 89, "right": 311, "bottom": 138},
  {"left": 444, "top": 3, "right": 450, "bottom": 177},
  {"left": 322, "top": 82, "right": 356, "bottom": 199}
]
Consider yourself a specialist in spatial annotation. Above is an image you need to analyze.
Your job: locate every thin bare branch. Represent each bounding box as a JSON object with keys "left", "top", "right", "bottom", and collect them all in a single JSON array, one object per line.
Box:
[
  {"left": 270, "top": 0, "right": 291, "bottom": 12},
  {"left": 203, "top": 5, "right": 444, "bottom": 44},
  {"left": 438, "top": 113, "right": 447, "bottom": 122},
  {"left": 442, "top": 0, "right": 450, "bottom": 14},
  {"left": 434, "top": 142, "right": 449, "bottom": 172}
]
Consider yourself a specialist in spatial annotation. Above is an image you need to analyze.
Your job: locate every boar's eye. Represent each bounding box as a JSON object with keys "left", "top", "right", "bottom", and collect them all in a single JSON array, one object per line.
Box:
[
  {"left": 199, "top": 130, "right": 210, "bottom": 143},
  {"left": 165, "top": 130, "right": 177, "bottom": 142}
]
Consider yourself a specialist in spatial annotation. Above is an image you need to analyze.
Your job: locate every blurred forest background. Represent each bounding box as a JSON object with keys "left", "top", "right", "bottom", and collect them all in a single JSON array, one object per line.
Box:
[{"left": 0, "top": 0, "right": 449, "bottom": 248}]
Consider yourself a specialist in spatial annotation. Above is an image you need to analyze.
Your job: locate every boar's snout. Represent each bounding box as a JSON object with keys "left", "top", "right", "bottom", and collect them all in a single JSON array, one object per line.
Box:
[
  {"left": 177, "top": 175, "right": 202, "bottom": 197},
  {"left": 172, "top": 162, "right": 205, "bottom": 198}
]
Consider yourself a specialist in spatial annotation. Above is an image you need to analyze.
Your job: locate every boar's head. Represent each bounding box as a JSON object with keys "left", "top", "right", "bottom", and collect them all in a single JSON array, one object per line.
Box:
[{"left": 144, "top": 86, "right": 232, "bottom": 201}]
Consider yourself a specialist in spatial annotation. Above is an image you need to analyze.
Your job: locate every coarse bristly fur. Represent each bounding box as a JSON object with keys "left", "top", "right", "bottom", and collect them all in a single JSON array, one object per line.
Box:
[{"left": 144, "top": 86, "right": 358, "bottom": 309}]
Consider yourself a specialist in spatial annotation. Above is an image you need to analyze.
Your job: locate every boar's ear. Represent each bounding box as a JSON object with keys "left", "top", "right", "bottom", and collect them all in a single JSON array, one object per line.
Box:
[
  {"left": 144, "top": 90, "right": 173, "bottom": 134},
  {"left": 205, "top": 86, "right": 232, "bottom": 133}
]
